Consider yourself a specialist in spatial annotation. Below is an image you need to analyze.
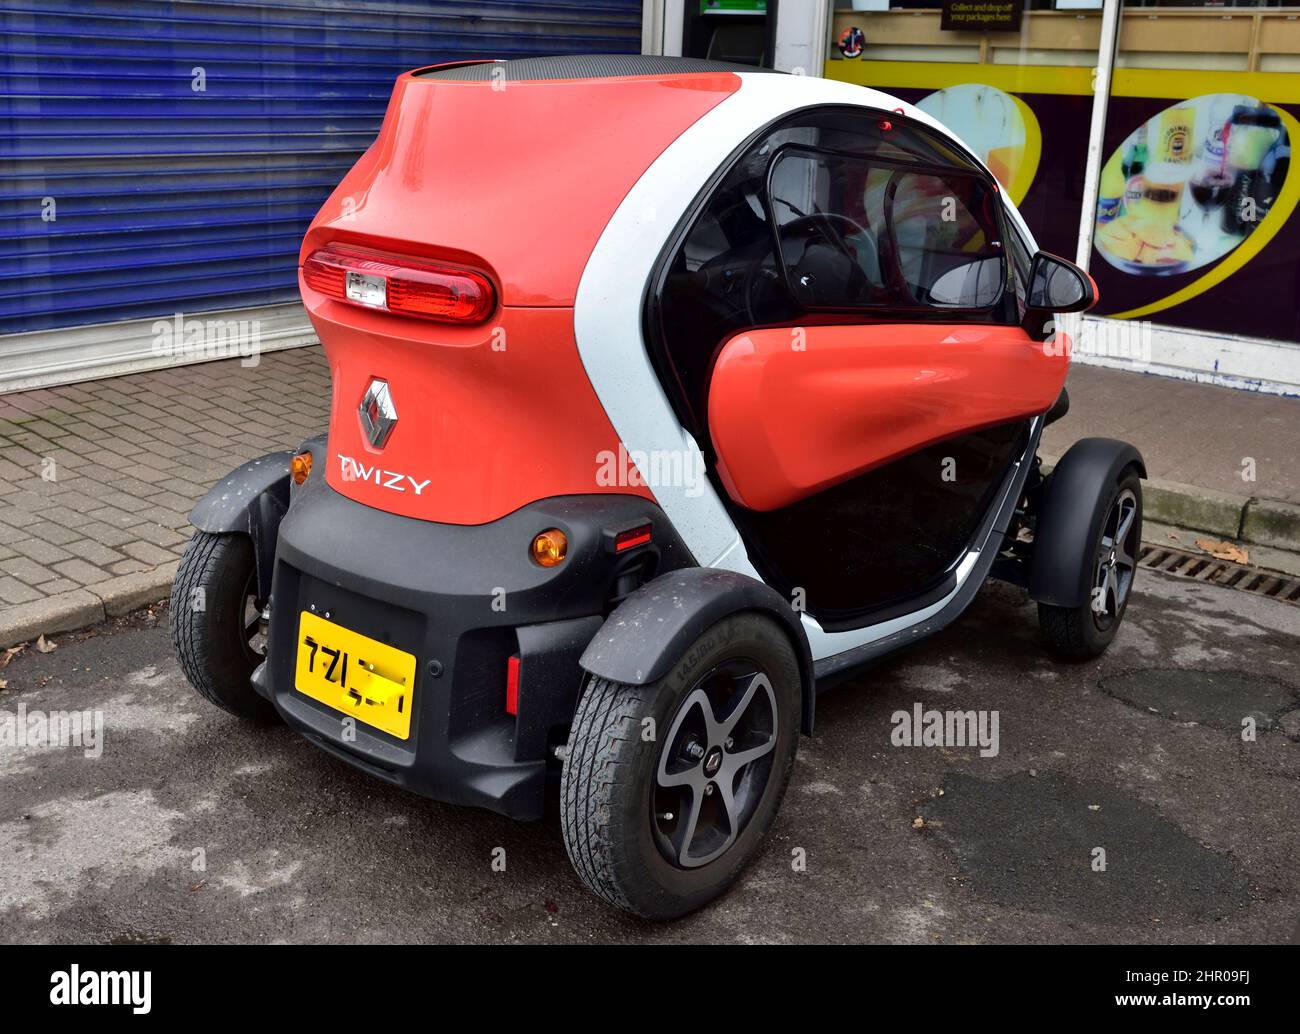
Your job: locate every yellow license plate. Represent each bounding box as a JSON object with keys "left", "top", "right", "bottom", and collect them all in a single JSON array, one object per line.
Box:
[{"left": 294, "top": 611, "right": 417, "bottom": 740}]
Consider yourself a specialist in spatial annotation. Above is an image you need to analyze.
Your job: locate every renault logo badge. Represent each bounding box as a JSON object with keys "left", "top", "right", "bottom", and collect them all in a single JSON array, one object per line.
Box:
[{"left": 359, "top": 378, "right": 397, "bottom": 449}]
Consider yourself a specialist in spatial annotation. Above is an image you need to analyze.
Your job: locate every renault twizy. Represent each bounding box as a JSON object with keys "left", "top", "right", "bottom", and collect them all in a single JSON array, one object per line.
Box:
[{"left": 171, "top": 55, "right": 1144, "bottom": 919}]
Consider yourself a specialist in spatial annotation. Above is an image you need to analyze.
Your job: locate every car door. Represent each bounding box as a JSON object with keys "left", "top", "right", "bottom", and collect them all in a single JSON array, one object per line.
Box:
[{"left": 648, "top": 107, "right": 1067, "bottom": 627}]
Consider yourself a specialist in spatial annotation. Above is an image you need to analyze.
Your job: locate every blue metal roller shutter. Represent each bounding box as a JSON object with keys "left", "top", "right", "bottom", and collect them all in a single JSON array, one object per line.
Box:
[{"left": 0, "top": 0, "right": 644, "bottom": 342}]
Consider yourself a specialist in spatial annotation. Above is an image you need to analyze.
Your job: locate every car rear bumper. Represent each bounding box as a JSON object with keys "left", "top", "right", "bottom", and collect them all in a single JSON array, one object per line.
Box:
[{"left": 251, "top": 466, "right": 690, "bottom": 820}]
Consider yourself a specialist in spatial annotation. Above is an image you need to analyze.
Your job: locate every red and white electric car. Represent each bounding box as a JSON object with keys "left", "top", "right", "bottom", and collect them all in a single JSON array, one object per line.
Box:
[{"left": 172, "top": 55, "right": 1144, "bottom": 919}]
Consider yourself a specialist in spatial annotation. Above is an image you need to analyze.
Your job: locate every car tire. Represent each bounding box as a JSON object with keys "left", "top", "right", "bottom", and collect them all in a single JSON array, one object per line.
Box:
[
  {"left": 170, "top": 530, "right": 277, "bottom": 722},
  {"left": 560, "top": 612, "right": 801, "bottom": 919},
  {"left": 1038, "top": 467, "right": 1143, "bottom": 661}
]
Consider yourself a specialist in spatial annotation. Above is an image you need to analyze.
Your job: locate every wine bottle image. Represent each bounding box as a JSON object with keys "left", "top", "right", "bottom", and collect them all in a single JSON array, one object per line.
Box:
[{"left": 1222, "top": 105, "right": 1283, "bottom": 237}]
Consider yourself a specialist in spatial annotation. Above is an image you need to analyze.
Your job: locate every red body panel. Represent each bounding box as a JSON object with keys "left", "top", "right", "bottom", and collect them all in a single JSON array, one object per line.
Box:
[
  {"left": 299, "top": 69, "right": 739, "bottom": 524},
  {"left": 306, "top": 287, "right": 654, "bottom": 525},
  {"left": 300, "top": 71, "right": 740, "bottom": 306},
  {"left": 708, "top": 323, "right": 1070, "bottom": 512}
]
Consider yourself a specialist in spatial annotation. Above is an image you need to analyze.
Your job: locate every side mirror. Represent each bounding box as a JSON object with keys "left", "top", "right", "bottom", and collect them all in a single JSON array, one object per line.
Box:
[{"left": 1026, "top": 251, "right": 1097, "bottom": 314}]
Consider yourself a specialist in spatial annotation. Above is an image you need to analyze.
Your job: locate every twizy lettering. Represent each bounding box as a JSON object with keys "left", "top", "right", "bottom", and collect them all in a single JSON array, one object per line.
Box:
[{"left": 337, "top": 453, "right": 431, "bottom": 495}]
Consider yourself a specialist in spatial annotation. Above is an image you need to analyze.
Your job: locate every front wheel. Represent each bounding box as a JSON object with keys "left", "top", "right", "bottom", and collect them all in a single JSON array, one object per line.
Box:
[
  {"left": 1038, "top": 467, "right": 1142, "bottom": 660},
  {"left": 560, "top": 613, "right": 801, "bottom": 919},
  {"left": 170, "top": 531, "right": 277, "bottom": 722}
]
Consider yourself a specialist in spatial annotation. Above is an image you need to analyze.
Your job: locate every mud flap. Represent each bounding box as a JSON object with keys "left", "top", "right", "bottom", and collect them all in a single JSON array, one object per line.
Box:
[
  {"left": 189, "top": 451, "right": 292, "bottom": 601},
  {"left": 578, "top": 566, "right": 817, "bottom": 735},
  {"left": 1029, "top": 437, "right": 1146, "bottom": 608}
]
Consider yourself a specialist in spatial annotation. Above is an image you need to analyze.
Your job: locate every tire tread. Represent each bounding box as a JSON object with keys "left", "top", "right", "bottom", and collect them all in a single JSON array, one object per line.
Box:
[
  {"left": 559, "top": 676, "right": 644, "bottom": 912},
  {"left": 1037, "top": 601, "right": 1093, "bottom": 660},
  {"left": 169, "top": 531, "right": 274, "bottom": 722}
]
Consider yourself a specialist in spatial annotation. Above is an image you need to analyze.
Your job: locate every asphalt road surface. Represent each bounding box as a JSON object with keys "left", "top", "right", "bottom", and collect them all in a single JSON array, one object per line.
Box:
[{"left": 2, "top": 569, "right": 1297, "bottom": 944}]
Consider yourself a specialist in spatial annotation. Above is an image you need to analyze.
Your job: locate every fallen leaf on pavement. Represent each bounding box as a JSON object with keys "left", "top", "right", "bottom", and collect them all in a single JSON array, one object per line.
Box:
[
  {"left": 1167, "top": 532, "right": 1180, "bottom": 541},
  {"left": 911, "top": 817, "right": 925, "bottom": 829},
  {"left": 0, "top": 678, "right": 7, "bottom": 690},
  {"left": 1194, "top": 537, "right": 1249, "bottom": 565},
  {"left": 0, "top": 644, "right": 26, "bottom": 670},
  {"left": 35, "top": 635, "right": 57, "bottom": 654}
]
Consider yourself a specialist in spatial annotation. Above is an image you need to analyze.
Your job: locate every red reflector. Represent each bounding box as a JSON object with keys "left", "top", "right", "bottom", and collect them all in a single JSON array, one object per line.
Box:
[
  {"left": 614, "top": 525, "right": 653, "bottom": 552},
  {"left": 505, "top": 655, "right": 520, "bottom": 716},
  {"left": 302, "top": 244, "right": 494, "bottom": 324}
]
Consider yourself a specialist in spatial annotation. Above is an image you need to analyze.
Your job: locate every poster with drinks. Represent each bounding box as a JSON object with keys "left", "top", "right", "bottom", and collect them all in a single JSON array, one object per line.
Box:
[
  {"left": 825, "top": 53, "right": 1300, "bottom": 341},
  {"left": 1094, "top": 94, "right": 1289, "bottom": 277}
]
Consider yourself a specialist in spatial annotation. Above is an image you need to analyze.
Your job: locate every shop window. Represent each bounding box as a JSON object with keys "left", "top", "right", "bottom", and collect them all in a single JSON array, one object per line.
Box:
[{"left": 1085, "top": 2, "right": 1298, "bottom": 343}]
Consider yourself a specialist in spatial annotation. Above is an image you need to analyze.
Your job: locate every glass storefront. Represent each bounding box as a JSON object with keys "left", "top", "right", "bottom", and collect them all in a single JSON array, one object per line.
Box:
[
  {"left": 1092, "top": 4, "right": 1297, "bottom": 342},
  {"left": 825, "top": 1, "right": 1300, "bottom": 349}
]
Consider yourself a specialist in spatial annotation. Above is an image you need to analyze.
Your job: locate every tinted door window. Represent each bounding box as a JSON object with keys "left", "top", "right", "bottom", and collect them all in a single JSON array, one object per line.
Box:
[
  {"left": 891, "top": 170, "right": 1004, "bottom": 308},
  {"left": 768, "top": 149, "right": 1007, "bottom": 312}
]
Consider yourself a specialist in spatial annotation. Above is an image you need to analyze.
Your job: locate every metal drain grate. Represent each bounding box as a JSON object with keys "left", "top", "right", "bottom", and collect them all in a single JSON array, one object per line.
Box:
[{"left": 1138, "top": 544, "right": 1300, "bottom": 605}]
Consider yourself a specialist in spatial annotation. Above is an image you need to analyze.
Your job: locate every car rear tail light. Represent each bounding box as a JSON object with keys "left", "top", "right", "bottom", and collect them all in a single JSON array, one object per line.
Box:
[
  {"left": 505, "top": 655, "right": 521, "bottom": 716},
  {"left": 302, "top": 244, "right": 494, "bottom": 324}
]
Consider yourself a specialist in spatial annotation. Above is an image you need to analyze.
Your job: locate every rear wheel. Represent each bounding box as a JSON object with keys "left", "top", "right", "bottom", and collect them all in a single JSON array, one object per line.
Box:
[
  {"left": 170, "top": 531, "right": 276, "bottom": 722},
  {"left": 1038, "top": 468, "right": 1142, "bottom": 660},
  {"left": 560, "top": 613, "right": 800, "bottom": 919}
]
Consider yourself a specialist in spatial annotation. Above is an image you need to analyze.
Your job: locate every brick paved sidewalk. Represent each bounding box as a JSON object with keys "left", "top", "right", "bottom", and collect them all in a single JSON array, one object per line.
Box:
[
  {"left": 1042, "top": 364, "right": 1300, "bottom": 506},
  {"left": 0, "top": 347, "right": 329, "bottom": 639}
]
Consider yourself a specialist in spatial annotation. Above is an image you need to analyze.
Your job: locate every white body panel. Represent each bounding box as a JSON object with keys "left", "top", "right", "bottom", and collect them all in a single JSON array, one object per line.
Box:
[{"left": 573, "top": 72, "right": 1040, "bottom": 663}]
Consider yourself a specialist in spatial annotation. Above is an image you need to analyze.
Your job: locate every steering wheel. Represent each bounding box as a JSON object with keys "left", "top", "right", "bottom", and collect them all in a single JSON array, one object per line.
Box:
[{"left": 776, "top": 212, "right": 879, "bottom": 304}]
